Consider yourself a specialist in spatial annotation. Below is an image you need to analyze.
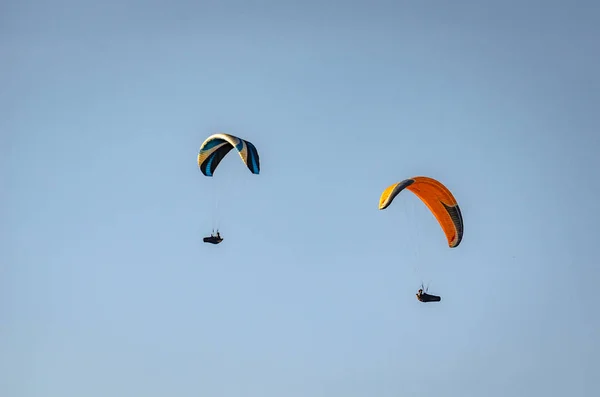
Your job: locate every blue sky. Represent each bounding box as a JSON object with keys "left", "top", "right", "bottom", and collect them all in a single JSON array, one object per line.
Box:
[{"left": 2, "top": 1, "right": 599, "bottom": 396}]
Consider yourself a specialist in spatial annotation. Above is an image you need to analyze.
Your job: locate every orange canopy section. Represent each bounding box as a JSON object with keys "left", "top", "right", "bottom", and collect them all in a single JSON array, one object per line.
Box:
[{"left": 379, "top": 176, "right": 464, "bottom": 248}]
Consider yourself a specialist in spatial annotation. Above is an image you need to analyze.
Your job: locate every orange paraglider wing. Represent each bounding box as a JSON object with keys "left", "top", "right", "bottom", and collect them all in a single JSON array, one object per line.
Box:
[{"left": 379, "top": 176, "right": 464, "bottom": 248}]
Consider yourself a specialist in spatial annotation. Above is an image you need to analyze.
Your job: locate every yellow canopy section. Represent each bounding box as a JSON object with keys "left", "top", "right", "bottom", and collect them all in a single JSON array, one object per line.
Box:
[{"left": 379, "top": 176, "right": 464, "bottom": 248}]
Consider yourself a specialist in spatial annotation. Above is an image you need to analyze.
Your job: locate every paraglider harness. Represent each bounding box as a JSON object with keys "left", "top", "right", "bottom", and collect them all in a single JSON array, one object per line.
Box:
[
  {"left": 416, "top": 283, "right": 441, "bottom": 303},
  {"left": 203, "top": 230, "right": 223, "bottom": 244}
]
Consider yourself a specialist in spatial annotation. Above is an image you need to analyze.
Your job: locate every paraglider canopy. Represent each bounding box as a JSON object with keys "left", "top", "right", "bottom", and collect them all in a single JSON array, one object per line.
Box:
[
  {"left": 197, "top": 133, "right": 260, "bottom": 177},
  {"left": 379, "top": 176, "right": 464, "bottom": 248}
]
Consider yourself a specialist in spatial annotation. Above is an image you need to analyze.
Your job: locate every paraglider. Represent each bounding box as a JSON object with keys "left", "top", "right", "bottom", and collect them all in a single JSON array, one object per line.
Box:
[
  {"left": 203, "top": 230, "right": 223, "bottom": 245},
  {"left": 197, "top": 133, "right": 260, "bottom": 244},
  {"left": 379, "top": 176, "right": 463, "bottom": 302},
  {"left": 416, "top": 288, "right": 441, "bottom": 303}
]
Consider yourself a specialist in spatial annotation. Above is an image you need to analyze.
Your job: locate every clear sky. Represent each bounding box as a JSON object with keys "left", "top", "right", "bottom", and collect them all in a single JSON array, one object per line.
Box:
[{"left": 2, "top": 1, "right": 599, "bottom": 396}]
